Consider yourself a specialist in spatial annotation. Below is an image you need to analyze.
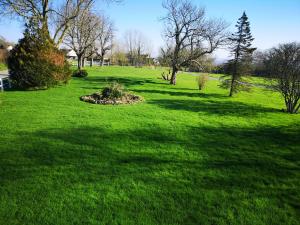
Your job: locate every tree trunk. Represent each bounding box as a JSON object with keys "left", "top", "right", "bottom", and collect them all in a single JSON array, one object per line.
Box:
[
  {"left": 170, "top": 67, "right": 178, "bottom": 85},
  {"left": 285, "top": 98, "right": 294, "bottom": 113},
  {"left": 229, "top": 56, "right": 240, "bottom": 97},
  {"left": 77, "top": 56, "right": 82, "bottom": 70},
  {"left": 229, "top": 77, "right": 235, "bottom": 97},
  {"left": 285, "top": 98, "right": 300, "bottom": 114},
  {"left": 101, "top": 53, "right": 105, "bottom": 66},
  {"left": 294, "top": 102, "right": 300, "bottom": 114},
  {"left": 229, "top": 61, "right": 238, "bottom": 97}
]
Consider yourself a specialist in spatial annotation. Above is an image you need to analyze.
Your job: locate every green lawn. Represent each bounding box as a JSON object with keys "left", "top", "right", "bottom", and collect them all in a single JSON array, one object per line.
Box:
[
  {"left": 207, "top": 73, "right": 271, "bottom": 87},
  {"left": 0, "top": 66, "right": 299, "bottom": 225},
  {"left": 0, "top": 63, "right": 7, "bottom": 70}
]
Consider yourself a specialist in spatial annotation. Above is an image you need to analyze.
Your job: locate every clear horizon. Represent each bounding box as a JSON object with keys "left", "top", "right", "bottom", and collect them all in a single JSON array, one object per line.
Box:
[{"left": 0, "top": 0, "right": 299, "bottom": 62}]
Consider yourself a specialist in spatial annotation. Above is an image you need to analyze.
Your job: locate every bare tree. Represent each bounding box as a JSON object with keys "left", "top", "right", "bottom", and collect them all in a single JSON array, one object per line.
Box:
[
  {"left": 124, "top": 30, "right": 136, "bottom": 65},
  {"left": 0, "top": 35, "right": 13, "bottom": 48},
  {"left": 158, "top": 45, "right": 173, "bottom": 67},
  {"left": 96, "top": 15, "right": 114, "bottom": 66},
  {"left": 264, "top": 43, "right": 300, "bottom": 114},
  {"left": 64, "top": 9, "right": 102, "bottom": 70},
  {"left": 0, "top": 0, "right": 119, "bottom": 46},
  {"left": 111, "top": 41, "right": 128, "bottom": 66},
  {"left": 161, "top": 0, "right": 228, "bottom": 84},
  {"left": 124, "top": 30, "right": 152, "bottom": 66},
  {"left": 252, "top": 50, "right": 267, "bottom": 76}
]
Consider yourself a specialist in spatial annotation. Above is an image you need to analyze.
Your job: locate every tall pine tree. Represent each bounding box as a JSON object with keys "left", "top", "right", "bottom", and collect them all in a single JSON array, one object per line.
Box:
[{"left": 221, "top": 12, "right": 256, "bottom": 96}]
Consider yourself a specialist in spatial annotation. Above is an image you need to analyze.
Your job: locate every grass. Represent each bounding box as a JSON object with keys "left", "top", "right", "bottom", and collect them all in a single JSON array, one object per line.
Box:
[
  {"left": 207, "top": 73, "right": 272, "bottom": 87},
  {"left": 0, "top": 63, "right": 7, "bottom": 70},
  {"left": 0, "top": 66, "right": 299, "bottom": 225}
]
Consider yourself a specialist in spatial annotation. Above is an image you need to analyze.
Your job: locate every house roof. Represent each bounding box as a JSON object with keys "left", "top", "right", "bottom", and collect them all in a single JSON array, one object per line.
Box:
[
  {"left": 67, "top": 50, "right": 77, "bottom": 57},
  {"left": 6, "top": 46, "right": 13, "bottom": 51}
]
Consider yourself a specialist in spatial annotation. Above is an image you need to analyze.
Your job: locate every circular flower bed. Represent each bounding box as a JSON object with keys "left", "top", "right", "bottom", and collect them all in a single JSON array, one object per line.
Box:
[
  {"left": 81, "top": 82, "right": 143, "bottom": 105},
  {"left": 80, "top": 92, "right": 143, "bottom": 105}
]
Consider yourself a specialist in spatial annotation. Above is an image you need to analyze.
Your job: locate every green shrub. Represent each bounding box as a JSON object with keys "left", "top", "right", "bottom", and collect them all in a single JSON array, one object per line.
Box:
[
  {"left": 7, "top": 24, "right": 71, "bottom": 90},
  {"left": 101, "top": 82, "right": 125, "bottom": 99},
  {"left": 73, "top": 69, "right": 88, "bottom": 78}
]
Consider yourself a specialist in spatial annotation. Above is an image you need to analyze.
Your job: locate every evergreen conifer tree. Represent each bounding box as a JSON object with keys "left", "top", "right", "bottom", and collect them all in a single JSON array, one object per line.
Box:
[{"left": 221, "top": 12, "right": 256, "bottom": 96}]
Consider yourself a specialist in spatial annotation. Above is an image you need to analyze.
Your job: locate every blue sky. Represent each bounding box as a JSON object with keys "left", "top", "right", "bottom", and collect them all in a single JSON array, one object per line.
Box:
[{"left": 0, "top": 0, "right": 299, "bottom": 60}]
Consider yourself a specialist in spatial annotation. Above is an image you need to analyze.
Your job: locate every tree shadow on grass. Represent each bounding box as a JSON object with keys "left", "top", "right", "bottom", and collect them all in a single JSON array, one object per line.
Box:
[
  {"left": 2, "top": 124, "right": 299, "bottom": 186},
  {"left": 132, "top": 89, "right": 227, "bottom": 99},
  {"left": 81, "top": 76, "right": 167, "bottom": 89},
  {"left": 0, "top": 124, "right": 299, "bottom": 223},
  {"left": 149, "top": 99, "right": 279, "bottom": 116}
]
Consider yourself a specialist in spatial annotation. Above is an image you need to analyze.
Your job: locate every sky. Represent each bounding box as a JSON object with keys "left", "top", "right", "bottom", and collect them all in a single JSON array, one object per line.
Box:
[{"left": 0, "top": 0, "right": 300, "bottom": 62}]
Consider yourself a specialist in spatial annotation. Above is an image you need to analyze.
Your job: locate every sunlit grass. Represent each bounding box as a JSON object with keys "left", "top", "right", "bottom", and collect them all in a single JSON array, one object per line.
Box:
[
  {"left": 0, "top": 63, "right": 7, "bottom": 70},
  {"left": 0, "top": 66, "right": 299, "bottom": 225}
]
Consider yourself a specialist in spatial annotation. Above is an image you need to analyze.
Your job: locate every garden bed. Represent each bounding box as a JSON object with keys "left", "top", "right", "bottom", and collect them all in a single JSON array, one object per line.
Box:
[{"left": 80, "top": 92, "right": 143, "bottom": 105}]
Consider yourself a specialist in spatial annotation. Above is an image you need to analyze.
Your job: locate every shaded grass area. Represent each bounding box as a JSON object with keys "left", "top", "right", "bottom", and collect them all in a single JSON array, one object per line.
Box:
[{"left": 0, "top": 66, "right": 299, "bottom": 225}]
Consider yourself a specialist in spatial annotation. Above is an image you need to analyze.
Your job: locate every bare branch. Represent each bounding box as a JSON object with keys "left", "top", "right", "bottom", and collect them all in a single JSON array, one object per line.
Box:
[{"left": 161, "top": 0, "right": 228, "bottom": 84}]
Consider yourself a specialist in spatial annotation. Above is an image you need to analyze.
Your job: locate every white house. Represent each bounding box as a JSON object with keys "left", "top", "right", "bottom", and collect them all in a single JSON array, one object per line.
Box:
[
  {"left": 66, "top": 50, "right": 77, "bottom": 60},
  {"left": 6, "top": 45, "right": 13, "bottom": 51}
]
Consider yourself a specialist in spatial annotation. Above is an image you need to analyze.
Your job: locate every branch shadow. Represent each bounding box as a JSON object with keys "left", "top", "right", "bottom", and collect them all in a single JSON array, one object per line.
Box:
[
  {"left": 0, "top": 124, "right": 299, "bottom": 222},
  {"left": 132, "top": 89, "right": 226, "bottom": 99},
  {"left": 148, "top": 99, "right": 279, "bottom": 116},
  {"left": 81, "top": 76, "right": 167, "bottom": 89}
]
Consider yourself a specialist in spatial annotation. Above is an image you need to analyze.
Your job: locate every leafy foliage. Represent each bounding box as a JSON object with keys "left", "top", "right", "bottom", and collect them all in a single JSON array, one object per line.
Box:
[
  {"left": 101, "top": 82, "right": 125, "bottom": 99},
  {"left": 7, "top": 22, "right": 71, "bottom": 90}
]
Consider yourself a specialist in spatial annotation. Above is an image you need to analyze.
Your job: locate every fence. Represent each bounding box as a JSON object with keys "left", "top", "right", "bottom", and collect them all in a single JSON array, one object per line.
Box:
[{"left": 68, "top": 59, "right": 110, "bottom": 67}]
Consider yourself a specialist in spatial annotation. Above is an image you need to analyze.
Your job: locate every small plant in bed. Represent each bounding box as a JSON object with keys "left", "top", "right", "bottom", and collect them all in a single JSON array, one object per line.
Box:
[{"left": 81, "top": 82, "right": 143, "bottom": 105}]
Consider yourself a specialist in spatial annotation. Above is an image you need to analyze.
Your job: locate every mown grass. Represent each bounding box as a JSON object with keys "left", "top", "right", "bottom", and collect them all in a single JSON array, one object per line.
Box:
[
  {"left": 208, "top": 73, "right": 272, "bottom": 87},
  {"left": 0, "top": 66, "right": 299, "bottom": 225},
  {"left": 0, "top": 63, "right": 7, "bottom": 70}
]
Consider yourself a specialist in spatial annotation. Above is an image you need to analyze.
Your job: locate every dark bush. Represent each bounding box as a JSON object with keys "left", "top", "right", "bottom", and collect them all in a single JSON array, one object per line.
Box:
[
  {"left": 72, "top": 69, "right": 88, "bottom": 78},
  {"left": 7, "top": 24, "right": 71, "bottom": 90}
]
